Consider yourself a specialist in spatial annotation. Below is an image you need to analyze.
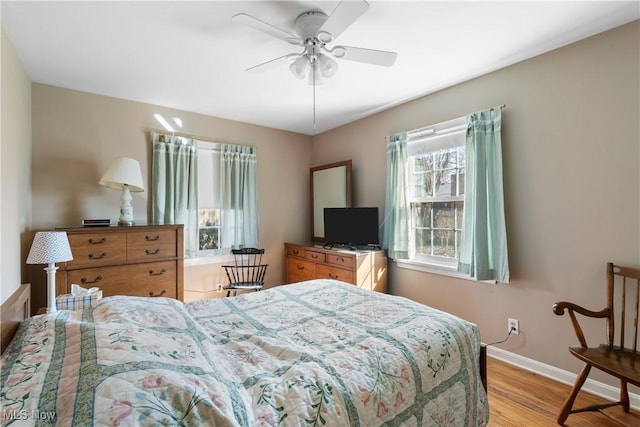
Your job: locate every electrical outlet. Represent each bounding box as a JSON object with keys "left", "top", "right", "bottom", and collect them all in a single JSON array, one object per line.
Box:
[
  {"left": 216, "top": 283, "right": 223, "bottom": 292},
  {"left": 508, "top": 318, "right": 520, "bottom": 335}
]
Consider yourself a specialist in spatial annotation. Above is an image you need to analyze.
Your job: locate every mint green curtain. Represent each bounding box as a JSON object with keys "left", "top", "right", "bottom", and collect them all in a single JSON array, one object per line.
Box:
[
  {"left": 382, "top": 133, "right": 410, "bottom": 259},
  {"left": 151, "top": 133, "right": 198, "bottom": 258},
  {"left": 220, "top": 144, "right": 258, "bottom": 249},
  {"left": 458, "top": 107, "right": 510, "bottom": 282}
]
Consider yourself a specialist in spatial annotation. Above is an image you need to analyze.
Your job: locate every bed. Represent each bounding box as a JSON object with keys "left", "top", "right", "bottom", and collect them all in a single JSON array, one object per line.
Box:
[{"left": 1, "top": 279, "right": 488, "bottom": 426}]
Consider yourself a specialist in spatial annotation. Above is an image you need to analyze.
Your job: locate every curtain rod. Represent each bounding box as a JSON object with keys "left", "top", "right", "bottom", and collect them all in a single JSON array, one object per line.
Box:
[
  {"left": 404, "top": 104, "right": 506, "bottom": 137},
  {"left": 146, "top": 128, "right": 256, "bottom": 150}
]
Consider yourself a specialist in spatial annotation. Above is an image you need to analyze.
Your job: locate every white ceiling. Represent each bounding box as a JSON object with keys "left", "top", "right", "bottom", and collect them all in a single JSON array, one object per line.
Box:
[{"left": 2, "top": 1, "right": 638, "bottom": 135}]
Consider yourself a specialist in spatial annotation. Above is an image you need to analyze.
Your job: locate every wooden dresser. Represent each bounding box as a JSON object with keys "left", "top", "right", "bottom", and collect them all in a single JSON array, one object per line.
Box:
[
  {"left": 56, "top": 225, "right": 184, "bottom": 300},
  {"left": 285, "top": 243, "right": 387, "bottom": 293}
]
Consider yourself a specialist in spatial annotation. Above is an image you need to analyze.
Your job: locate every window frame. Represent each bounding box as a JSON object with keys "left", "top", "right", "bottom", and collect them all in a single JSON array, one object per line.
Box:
[
  {"left": 196, "top": 140, "right": 224, "bottom": 258},
  {"left": 406, "top": 117, "right": 466, "bottom": 269}
]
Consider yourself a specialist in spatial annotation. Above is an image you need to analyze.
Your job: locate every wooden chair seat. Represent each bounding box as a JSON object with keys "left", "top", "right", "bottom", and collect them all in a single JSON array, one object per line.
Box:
[
  {"left": 223, "top": 248, "right": 268, "bottom": 297},
  {"left": 553, "top": 263, "right": 640, "bottom": 425},
  {"left": 569, "top": 345, "right": 640, "bottom": 387}
]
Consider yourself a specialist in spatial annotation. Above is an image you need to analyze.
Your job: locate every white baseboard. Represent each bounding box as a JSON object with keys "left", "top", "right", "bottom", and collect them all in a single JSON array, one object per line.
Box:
[{"left": 486, "top": 346, "right": 640, "bottom": 410}]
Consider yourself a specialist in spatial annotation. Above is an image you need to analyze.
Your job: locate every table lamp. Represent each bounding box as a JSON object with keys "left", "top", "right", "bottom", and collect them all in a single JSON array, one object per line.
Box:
[
  {"left": 26, "top": 231, "right": 73, "bottom": 313},
  {"left": 99, "top": 157, "right": 144, "bottom": 226}
]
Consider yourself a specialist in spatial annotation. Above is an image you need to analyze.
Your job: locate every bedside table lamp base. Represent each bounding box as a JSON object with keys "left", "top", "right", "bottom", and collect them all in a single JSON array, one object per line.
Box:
[{"left": 43, "top": 263, "right": 58, "bottom": 313}]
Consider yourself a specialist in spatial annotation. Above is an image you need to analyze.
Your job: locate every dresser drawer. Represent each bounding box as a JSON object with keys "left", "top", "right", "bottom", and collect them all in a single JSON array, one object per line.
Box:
[
  {"left": 127, "top": 230, "right": 177, "bottom": 246},
  {"left": 287, "top": 246, "right": 305, "bottom": 258},
  {"left": 66, "top": 238, "right": 127, "bottom": 268},
  {"left": 326, "top": 253, "right": 354, "bottom": 269},
  {"left": 65, "top": 261, "right": 177, "bottom": 298},
  {"left": 127, "top": 243, "right": 176, "bottom": 262},
  {"left": 304, "top": 250, "right": 326, "bottom": 263},
  {"left": 286, "top": 258, "right": 316, "bottom": 283},
  {"left": 317, "top": 264, "right": 354, "bottom": 284}
]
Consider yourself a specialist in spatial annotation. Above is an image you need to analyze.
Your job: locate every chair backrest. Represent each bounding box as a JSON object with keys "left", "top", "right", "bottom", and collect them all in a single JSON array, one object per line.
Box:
[
  {"left": 606, "top": 263, "right": 640, "bottom": 351},
  {"left": 226, "top": 248, "right": 267, "bottom": 286}
]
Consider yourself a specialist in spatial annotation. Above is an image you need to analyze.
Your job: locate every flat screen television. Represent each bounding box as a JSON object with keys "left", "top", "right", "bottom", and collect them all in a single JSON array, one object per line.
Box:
[{"left": 324, "top": 207, "right": 379, "bottom": 248}]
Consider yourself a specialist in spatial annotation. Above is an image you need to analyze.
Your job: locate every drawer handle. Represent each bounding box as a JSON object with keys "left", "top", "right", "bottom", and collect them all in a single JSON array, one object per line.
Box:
[
  {"left": 296, "top": 264, "right": 305, "bottom": 270},
  {"left": 292, "top": 249, "right": 300, "bottom": 255},
  {"left": 311, "top": 254, "right": 319, "bottom": 259},
  {"left": 88, "top": 237, "right": 107, "bottom": 245},
  {"left": 80, "top": 275, "right": 103, "bottom": 285},
  {"left": 336, "top": 256, "right": 345, "bottom": 262},
  {"left": 88, "top": 252, "right": 107, "bottom": 260},
  {"left": 149, "top": 268, "right": 166, "bottom": 276},
  {"left": 145, "top": 235, "right": 160, "bottom": 241},
  {"left": 149, "top": 290, "right": 167, "bottom": 297},
  {"left": 328, "top": 273, "right": 339, "bottom": 279},
  {"left": 145, "top": 248, "right": 161, "bottom": 255}
]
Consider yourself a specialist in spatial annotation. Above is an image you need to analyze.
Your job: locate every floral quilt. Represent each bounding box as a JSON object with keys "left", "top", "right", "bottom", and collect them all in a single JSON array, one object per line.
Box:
[{"left": 1, "top": 279, "right": 488, "bottom": 426}]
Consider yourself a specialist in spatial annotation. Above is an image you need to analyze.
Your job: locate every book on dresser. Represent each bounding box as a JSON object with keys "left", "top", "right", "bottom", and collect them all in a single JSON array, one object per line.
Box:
[
  {"left": 56, "top": 224, "right": 184, "bottom": 300},
  {"left": 285, "top": 242, "right": 387, "bottom": 293}
]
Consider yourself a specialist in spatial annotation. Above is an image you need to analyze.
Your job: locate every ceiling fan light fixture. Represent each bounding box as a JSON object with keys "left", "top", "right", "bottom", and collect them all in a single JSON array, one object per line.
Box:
[
  {"left": 332, "top": 46, "right": 347, "bottom": 58},
  {"left": 317, "top": 30, "right": 333, "bottom": 43},
  {"left": 290, "top": 56, "right": 310, "bottom": 79},
  {"left": 317, "top": 54, "right": 338, "bottom": 78}
]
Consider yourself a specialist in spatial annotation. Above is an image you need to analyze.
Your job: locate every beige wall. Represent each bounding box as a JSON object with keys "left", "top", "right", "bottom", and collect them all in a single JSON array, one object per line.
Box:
[
  {"left": 1, "top": 28, "right": 32, "bottom": 302},
  {"left": 313, "top": 21, "right": 640, "bottom": 385},
  {"left": 29, "top": 84, "right": 312, "bottom": 308}
]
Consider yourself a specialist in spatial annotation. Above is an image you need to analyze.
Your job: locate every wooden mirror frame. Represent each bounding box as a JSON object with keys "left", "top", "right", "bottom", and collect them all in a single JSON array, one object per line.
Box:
[{"left": 310, "top": 160, "right": 352, "bottom": 242}]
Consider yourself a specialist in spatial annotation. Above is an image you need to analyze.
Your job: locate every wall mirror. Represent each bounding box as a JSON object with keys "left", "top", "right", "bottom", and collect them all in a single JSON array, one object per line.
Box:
[{"left": 311, "top": 160, "right": 352, "bottom": 242}]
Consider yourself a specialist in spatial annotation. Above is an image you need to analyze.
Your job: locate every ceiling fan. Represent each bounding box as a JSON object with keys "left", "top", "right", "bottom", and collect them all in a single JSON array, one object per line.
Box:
[{"left": 233, "top": 0, "right": 398, "bottom": 129}]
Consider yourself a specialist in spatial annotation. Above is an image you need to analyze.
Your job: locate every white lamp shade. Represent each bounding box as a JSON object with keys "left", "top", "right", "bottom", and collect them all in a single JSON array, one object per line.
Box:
[
  {"left": 317, "top": 54, "right": 338, "bottom": 78},
  {"left": 99, "top": 157, "right": 144, "bottom": 192},
  {"left": 289, "top": 56, "right": 310, "bottom": 80},
  {"left": 27, "top": 232, "right": 73, "bottom": 264}
]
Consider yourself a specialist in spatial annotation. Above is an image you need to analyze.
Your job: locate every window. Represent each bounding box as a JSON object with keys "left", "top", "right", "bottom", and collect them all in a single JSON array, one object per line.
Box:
[
  {"left": 406, "top": 117, "right": 466, "bottom": 267},
  {"left": 196, "top": 141, "right": 222, "bottom": 255}
]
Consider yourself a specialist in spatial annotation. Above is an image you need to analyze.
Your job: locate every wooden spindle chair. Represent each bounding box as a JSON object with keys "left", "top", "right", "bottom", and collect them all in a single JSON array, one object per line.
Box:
[
  {"left": 553, "top": 263, "right": 640, "bottom": 425},
  {"left": 222, "top": 248, "right": 268, "bottom": 297}
]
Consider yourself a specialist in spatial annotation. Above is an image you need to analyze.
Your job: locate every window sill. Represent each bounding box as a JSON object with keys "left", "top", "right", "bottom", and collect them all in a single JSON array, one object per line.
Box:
[
  {"left": 395, "top": 259, "right": 497, "bottom": 284},
  {"left": 184, "top": 254, "right": 234, "bottom": 267}
]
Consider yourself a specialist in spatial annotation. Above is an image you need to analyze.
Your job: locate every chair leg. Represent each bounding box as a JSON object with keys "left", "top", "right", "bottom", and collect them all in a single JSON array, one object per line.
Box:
[
  {"left": 557, "top": 364, "right": 591, "bottom": 425},
  {"left": 620, "top": 380, "right": 630, "bottom": 412}
]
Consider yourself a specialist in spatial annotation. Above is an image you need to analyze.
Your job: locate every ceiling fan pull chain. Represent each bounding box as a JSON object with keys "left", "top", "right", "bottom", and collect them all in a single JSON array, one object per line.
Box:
[{"left": 313, "top": 63, "right": 317, "bottom": 130}]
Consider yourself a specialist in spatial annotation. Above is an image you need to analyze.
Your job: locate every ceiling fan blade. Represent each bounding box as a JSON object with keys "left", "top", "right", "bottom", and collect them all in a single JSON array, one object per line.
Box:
[
  {"left": 246, "top": 54, "right": 297, "bottom": 73},
  {"left": 233, "top": 13, "right": 302, "bottom": 45},
  {"left": 334, "top": 46, "right": 398, "bottom": 67},
  {"left": 317, "top": 0, "right": 369, "bottom": 42}
]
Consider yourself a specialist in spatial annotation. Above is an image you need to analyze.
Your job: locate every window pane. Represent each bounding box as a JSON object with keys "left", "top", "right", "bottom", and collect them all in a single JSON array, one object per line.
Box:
[
  {"left": 433, "top": 230, "right": 455, "bottom": 258},
  {"left": 415, "top": 227, "right": 432, "bottom": 255},
  {"left": 455, "top": 201, "right": 464, "bottom": 229},
  {"left": 412, "top": 155, "right": 433, "bottom": 197},
  {"left": 433, "top": 202, "right": 455, "bottom": 230},
  {"left": 411, "top": 202, "right": 432, "bottom": 228},
  {"left": 199, "top": 228, "right": 219, "bottom": 250},
  {"left": 199, "top": 209, "right": 219, "bottom": 227}
]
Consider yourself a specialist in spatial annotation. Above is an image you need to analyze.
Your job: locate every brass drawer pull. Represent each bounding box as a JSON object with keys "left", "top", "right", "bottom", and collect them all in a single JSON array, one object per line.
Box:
[
  {"left": 88, "top": 252, "right": 107, "bottom": 260},
  {"left": 336, "top": 256, "right": 345, "bottom": 262},
  {"left": 296, "top": 264, "right": 305, "bottom": 270},
  {"left": 149, "top": 268, "right": 166, "bottom": 276},
  {"left": 292, "top": 249, "right": 300, "bottom": 255},
  {"left": 149, "top": 290, "right": 167, "bottom": 297},
  {"left": 145, "top": 235, "right": 160, "bottom": 241},
  {"left": 145, "top": 248, "right": 161, "bottom": 255},
  {"left": 80, "top": 275, "right": 103, "bottom": 285},
  {"left": 311, "top": 254, "right": 319, "bottom": 259},
  {"left": 328, "top": 273, "right": 339, "bottom": 279},
  {"left": 88, "top": 237, "right": 107, "bottom": 245}
]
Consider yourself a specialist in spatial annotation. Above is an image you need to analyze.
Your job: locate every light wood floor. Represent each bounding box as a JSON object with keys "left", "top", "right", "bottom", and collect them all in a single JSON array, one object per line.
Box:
[{"left": 487, "top": 357, "right": 640, "bottom": 427}]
